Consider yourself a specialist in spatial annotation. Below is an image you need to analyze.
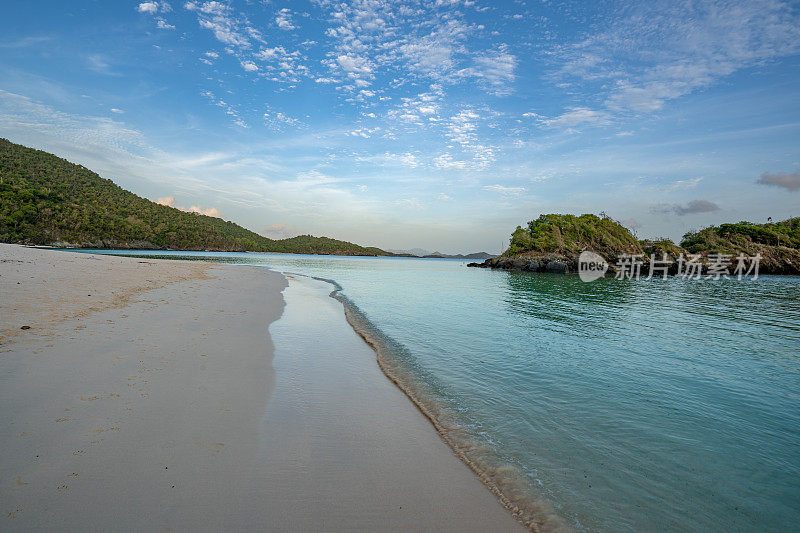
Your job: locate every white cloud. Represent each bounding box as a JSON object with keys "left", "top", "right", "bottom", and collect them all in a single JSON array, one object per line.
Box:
[
  {"left": 187, "top": 1, "right": 251, "bottom": 48},
  {"left": 483, "top": 184, "right": 526, "bottom": 196},
  {"left": 184, "top": 3, "right": 310, "bottom": 87},
  {"left": 86, "top": 54, "right": 117, "bottom": 76},
  {"left": 197, "top": 18, "right": 249, "bottom": 47},
  {"left": 0, "top": 90, "right": 147, "bottom": 156},
  {"left": 355, "top": 152, "right": 419, "bottom": 168},
  {"left": 110, "top": 108, "right": 124, "bottom": 114},
  {"left": 316, "top": 0, "right": 513, "bottom": 105},
  {"left": 188, "top": 205, "right": 221, "bottom": 217},
  {"left": 447, "top": 109, "right": 481, "bottom": 145},
  {"left": 156, "top": 18, "right": 175, "bottom": 30},
  {"left": 138, "top": 1, "right": 171, "bottom": 14},
  {"left": 156, "top": 195, "right": 221, "bottom": 217},
  {"left": 396, "top": 153, "right": 419, "bottom": 167},
  {"left": 137, "top": 2, "right": 159, "bottom": 14},
  {"left": 336, "top": 55, "right": 372, "bottom": 75},
  {"left": 467, "top": 48, "right": 517, "bottom": 95},
  {"left": 263, "top": 106, "right": 302, "bottom": 130},
  {"left": 275, "top": 8, "right": 296, "bottom": 31},
  {"left": 554, "top": 0, "right": 800, "bottom": 117},
  {"left": 186, "top": 1, "right": 228, "bottom": 16},
  {"left": 201, "top": 89, "right": 247, "bottom": 127},
  {"left": 433, "top": 153, "right": 490, "bottom": 171},
  {"left": 399, "top": 38, "right": 455, "bottom": 78},
  {"left": 668, "top": 177, "right": 703, "bottom": 191},
  {"left": 296, "top": 169, "right": 336, "bottom": 185},
  {"left": 396, "top": 198, "right": 423, "bottom": 210},
  {"left": 540, "top": 107, "right": 610, "bottom": 128}
]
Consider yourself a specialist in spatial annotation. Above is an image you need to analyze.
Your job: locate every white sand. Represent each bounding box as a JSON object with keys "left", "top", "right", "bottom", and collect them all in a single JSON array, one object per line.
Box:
[{"left": 0, "top": 244, "right": 520, "bottom": 531}]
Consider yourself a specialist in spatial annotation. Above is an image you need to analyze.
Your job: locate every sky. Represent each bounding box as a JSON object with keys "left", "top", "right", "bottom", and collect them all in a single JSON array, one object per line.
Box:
[{"left": 1, "top": 0, "right": 799, "bottom": 254}]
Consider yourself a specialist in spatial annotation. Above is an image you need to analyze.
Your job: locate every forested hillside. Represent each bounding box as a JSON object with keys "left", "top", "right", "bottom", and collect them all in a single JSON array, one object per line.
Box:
[{"left": 0, "top": 139, "right": 388, "bottom": 255}]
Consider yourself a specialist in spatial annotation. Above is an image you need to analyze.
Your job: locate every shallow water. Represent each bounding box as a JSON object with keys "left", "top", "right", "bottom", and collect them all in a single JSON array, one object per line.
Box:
[{"left": 70, "top": 250, "right": 800, "bottom": 531}]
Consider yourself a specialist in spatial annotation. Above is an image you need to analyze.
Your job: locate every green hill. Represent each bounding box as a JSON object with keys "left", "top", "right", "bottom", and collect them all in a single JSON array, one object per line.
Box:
[
  {"left": 507, "top": 213, "right": 642, "bottom": 258},
  {"left": 0, "top": 139, "right": 388, "bottom": 256},
  {"left": 681, "top": 219, "right": 800, "bottom": 252},
  {"left": 680, "top": 218, "right": 800, "bottom": 274}
]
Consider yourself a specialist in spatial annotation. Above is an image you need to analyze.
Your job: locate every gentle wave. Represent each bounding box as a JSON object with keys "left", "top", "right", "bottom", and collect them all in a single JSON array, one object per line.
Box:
[{"left": 313, "top": 274, "right": 569, "bottom": 532}]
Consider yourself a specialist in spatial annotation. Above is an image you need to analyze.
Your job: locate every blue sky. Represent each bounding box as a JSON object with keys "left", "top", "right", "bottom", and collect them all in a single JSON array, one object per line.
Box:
[{"left": 1, "top": 0, "right": 799, "bottom": 253}]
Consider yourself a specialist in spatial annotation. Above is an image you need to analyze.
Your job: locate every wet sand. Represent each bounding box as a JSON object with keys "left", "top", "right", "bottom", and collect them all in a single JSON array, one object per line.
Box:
[{"left": 0, "top": 244, "right": 519, "bottom": 531}]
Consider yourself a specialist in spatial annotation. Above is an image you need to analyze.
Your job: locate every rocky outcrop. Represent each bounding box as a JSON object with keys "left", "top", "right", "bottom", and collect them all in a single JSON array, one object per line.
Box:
[{"left": 468, "top": 253, "right": 576, "bottom": 273}]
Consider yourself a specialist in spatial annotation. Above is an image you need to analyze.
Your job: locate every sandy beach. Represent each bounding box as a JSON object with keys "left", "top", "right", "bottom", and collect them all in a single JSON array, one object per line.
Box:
[{"left": 0, "top": 244, "right": 519, "bottom": 531}]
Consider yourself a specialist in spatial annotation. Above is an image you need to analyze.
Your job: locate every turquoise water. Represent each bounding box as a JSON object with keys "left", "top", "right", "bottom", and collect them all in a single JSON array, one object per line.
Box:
[{"left": 71, "top": 250, "right": 800, "bottom": 531}]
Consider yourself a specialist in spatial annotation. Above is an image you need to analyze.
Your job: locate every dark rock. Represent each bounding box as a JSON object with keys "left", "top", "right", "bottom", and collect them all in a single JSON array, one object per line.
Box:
[
  {"left": 526, "top": 259, "right": 542, "bottom": 272},
  {"left": 545, "top": 260, "right": 568, "bottom": 273},
  {"left": 20, "top": 325, "right": 31, "bottom": 330},
  {"left": 511, "top": 258, "right": 529, "bottom": 270}
]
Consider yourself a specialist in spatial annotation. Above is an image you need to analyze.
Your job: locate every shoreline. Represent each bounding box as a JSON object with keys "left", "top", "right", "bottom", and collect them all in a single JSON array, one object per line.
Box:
[
  {"left": 318, "top": 275, "right": 567, "bottom": 532},
  {"left": 0, "top": 244, "right": 520, "bottom": 531}
]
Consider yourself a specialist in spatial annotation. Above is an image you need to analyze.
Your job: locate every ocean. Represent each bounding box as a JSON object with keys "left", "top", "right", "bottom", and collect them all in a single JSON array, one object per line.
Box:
[{"left": 70, "top": 250, "right": 800, "bottom": 531}]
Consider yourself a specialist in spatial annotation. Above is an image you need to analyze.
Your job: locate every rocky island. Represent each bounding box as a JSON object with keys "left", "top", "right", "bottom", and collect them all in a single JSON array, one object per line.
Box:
[{"left": 469, "top": 213, "right": 800, "bottom": 276}]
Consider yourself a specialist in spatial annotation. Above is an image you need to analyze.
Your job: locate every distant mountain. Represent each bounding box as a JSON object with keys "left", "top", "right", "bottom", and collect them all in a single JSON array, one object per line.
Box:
[
  {"left": 422, "top": 251, "right": 497, "bottom": 259},
  {"left": 385, "top": 247, "right": 432, "bottom": 256},
  {"left": 385, "top": 248, "right": 419, "bottom": 256},
  {"left": 387, "top": 248, "right": 496, "bottom": 259},
  {"left": 0, "top": 139, "right": 390, "bottom": 256}
]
